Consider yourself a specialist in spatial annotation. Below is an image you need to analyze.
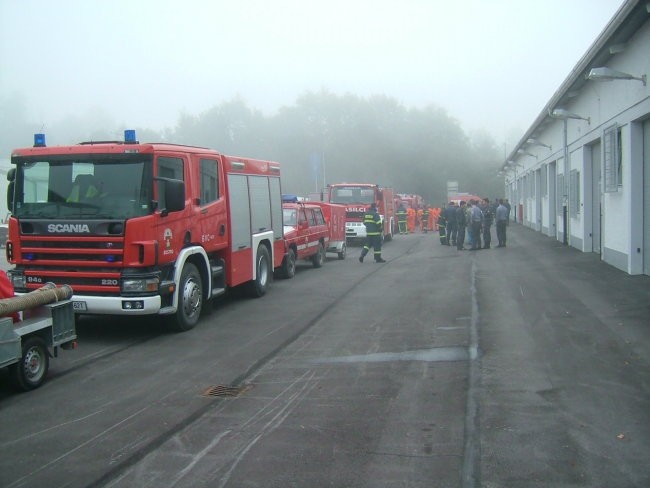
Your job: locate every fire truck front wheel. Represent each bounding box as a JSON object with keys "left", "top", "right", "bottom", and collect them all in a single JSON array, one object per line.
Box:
[
  {"left": 249, "top": 245, "right": 271, "bottom": 298},
  {"left": 168, "top": 262, "right": 203, "bottom": 332},
  {"left": 10, "top": 336, "right": 49, "bottom": 391}
]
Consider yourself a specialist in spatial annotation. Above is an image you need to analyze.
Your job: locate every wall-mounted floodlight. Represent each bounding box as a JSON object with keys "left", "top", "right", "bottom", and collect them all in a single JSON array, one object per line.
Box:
[
  {"left": 549, "top": 108, "right": 590, "bottom": 123},
  {"left": 587, "top": 67, "right": 646, "bottom": 86},
  {"left": 526, "top": 138, "right": 552, "bottom": 150},
  {"left": 608, "top": 43, "right": 626, "bottom": 54},
  {"left": 517, "top": 149, "right": 538, "bottom": 159}
]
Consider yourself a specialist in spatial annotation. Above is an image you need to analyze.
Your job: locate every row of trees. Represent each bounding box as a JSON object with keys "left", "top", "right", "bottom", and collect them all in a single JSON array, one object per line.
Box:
[{"left": 0, "top": 91, "right": 505, "bottom": 205}]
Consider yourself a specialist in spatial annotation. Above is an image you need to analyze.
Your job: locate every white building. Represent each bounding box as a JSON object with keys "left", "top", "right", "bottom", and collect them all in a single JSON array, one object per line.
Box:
[{"left": 502, "top": 0, "right": 650, "bottom": 276}]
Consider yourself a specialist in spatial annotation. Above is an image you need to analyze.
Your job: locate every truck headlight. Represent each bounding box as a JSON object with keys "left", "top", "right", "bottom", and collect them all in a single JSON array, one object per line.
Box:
[
  {"left": 122, "top": 277, "right": 159, "bottom": 293},
  {"left": 8, "top": 270, "right": 26, "bottom": 289}
]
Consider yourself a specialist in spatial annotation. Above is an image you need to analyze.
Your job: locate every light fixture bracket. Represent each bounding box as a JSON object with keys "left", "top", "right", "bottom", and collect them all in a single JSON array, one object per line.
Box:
[{"left": 587, "top": 67, "right": 646, "bottom": 86}]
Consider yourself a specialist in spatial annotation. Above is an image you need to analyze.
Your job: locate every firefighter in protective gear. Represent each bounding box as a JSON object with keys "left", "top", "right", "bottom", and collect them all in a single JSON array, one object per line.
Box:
[
  {"left": 421, "top": 206, "right": 430, "bottom": 233},
  {"left": 359, "top": 203, "right": 386, "bottom": 263},
  {"left": 428, "top": 206, "right": 436, "bottom": 233},
  {"left": 397, "top": 204, "right": 408, "bottom": 234},
  {"left": 407, "top": 207, "right": 416, "bottom": 233},
  {"left": 437, "top": 210, "right": 447, "bottom": 244}
]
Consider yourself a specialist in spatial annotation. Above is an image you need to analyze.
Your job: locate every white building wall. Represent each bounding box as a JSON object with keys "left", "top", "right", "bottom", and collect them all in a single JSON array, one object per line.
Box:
[{"left": 504, "top": 14, "right": 649, "bottom": 275}]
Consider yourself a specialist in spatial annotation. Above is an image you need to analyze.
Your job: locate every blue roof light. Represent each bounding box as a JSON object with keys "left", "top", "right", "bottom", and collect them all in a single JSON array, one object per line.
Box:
[
  {"left": 124, "top": 129, "right": 137, "bottom": 143},
  {"left": 282, "top": 194, "right": 299, "bottom": 203},
  {"left": 33, "top": 133, "right": 46, "bottom": 147}
]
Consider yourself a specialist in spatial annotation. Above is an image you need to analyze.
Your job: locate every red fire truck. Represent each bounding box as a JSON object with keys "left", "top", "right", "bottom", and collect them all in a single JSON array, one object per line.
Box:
[
  {"left": 5, "top": 131, "right": 285, "bottom": 332},
  {"left": 327, "top": 183, "right": 395, "bottom": 242},
  {"left": 310, "top": 201, "right": 347, "bottom": 259},
  {"left": 396, "top": 193, "right": 424, "bottom": 211},
  {"left": 279, "top": 196, "right": 330, "bottom": 278}
]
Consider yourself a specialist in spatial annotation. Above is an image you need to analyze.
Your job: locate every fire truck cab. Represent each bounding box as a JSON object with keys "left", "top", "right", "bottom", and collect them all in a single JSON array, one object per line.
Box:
[
  {"left": 327, "top": 183, "right": 395, "bottom": 242},
  {"left": 5, "top": 131, "right": 285, "bottom": 332},
  {"left": 278, "top": 196, "right": 329, "bottom": 278}
]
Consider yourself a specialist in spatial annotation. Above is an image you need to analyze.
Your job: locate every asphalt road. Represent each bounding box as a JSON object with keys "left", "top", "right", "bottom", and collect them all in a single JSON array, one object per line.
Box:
[{"left": 1, "top": 225, "right": 649, "bottom": 488}]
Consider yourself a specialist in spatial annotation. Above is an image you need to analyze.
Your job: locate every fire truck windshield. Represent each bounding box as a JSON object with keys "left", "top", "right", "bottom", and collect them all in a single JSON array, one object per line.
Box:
[
  {"left": 330, "top": 186, "right": 375, "bottom": 204},
  {"left": 11, "top": 156, "right": 153, "bottom": 220}
]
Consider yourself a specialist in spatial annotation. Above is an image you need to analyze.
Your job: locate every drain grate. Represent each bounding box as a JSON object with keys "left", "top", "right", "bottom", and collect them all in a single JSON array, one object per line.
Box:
[{"left": 202, "top": 384, "right": 252, "bottom": 398}]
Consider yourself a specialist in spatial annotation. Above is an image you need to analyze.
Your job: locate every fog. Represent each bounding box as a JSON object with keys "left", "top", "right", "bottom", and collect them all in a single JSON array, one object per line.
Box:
[{"left": 0, "top": 0, "right": 623, "bottom": 212}]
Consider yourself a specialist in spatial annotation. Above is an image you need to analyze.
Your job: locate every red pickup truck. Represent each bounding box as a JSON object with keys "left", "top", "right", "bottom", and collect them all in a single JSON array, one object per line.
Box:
[{"left": 279, "top": 200, "right": 330, "bottom": 278}]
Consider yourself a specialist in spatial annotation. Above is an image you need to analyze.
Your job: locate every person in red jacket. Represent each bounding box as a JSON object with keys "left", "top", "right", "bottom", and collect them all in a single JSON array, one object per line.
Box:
[{"left": 0, "top": 270, "right": 20, "bottom": 322}]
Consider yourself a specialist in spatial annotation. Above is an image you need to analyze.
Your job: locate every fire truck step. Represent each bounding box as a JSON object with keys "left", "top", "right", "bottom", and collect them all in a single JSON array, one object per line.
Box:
[{"left": 211, "top": 287, "right": 226, "bottom": 298}]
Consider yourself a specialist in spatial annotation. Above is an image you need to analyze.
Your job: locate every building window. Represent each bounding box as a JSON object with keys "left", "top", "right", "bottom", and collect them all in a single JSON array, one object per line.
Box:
[
  {"left": 603, "top": 124, "right": 620, "bottom": 192},
  {"left": 541, "top": 166, "right": 547, "bottom": 197}
]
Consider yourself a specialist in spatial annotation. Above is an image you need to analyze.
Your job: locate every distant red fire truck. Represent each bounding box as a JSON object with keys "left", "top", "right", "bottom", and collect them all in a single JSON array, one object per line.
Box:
[
  {"left": 5, "top": 131, "right": 285, "bottom": 332},
  {"left": 327, "top": 183, "right": 395, "bottom": 241},
  {"left": 396, "top": 193, "right": 424, "bottom": 211}
]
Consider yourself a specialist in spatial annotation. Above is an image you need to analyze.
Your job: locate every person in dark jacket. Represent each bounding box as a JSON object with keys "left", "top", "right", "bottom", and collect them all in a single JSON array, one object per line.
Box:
[
  {"left": 359, "top": 203, "right": 386, "bottom": 263},
  {"left": 445, "top": 202, "right": 457, "bottom": 246},
  {"left": 480, "top": 198, "right": 493, "bottom": 249},
  {"left": 455, "top": 201, "right": 467, "bottom": 250}
]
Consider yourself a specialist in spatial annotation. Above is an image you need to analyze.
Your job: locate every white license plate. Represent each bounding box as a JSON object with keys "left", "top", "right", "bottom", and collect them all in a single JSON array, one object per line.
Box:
[{"left": 72, "top": 301, "right": 87, "bottom": 311}]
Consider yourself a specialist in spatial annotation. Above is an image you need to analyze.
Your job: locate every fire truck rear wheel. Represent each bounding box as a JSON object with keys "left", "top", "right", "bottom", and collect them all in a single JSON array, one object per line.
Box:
[
  {"left": 249, "top": 245, "right": 271, "bottom": 297},
  {"left": 9, "top": 336, "right": 49, "bottom": 391},
  {"left": 311, "top": 242, "right": 325, "bottom": 268},
  {"left": 169, "top": 262, "right": 202, "bottom": 332},
  {"left": 280, "top": 248, "right": 296, "bottom": 279},
  {"left": 337, "top": 242, "right": 347, "bottom": 260}
]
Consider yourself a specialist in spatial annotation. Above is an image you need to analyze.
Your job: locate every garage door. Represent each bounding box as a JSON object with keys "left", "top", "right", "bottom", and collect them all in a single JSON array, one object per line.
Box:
[{"left": 643, "top": 120, "right": 650, "bottom": 275}]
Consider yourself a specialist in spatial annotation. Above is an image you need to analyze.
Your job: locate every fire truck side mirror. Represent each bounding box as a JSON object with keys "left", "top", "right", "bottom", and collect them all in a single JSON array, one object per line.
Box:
[
  {"left": 157, "top": 177, "right": 185, "bottom": 215},
  {"left": 165, "top": 178, "right": 185, "bottom": 213},
  {"left": 6, "top": 168, "right": 15, "bottom": 214}
]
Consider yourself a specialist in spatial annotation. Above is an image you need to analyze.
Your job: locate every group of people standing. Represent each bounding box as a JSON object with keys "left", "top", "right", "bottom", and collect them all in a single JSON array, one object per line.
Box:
[
  {"left": 396, "top": 204, "right": 441, "bottom": 234},
  {"left": 438, "top": 198, "right": 510, "bottom": 250},
  {"left": 360, "top": 198, "right": 510, "bottom": 264}
]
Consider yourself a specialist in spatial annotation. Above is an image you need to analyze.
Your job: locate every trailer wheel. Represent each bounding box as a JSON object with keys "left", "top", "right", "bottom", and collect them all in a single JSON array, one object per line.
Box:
[
  {"left": 337, "top": 242, "right": 347, "bottom": 260},
  {"left": 168, "top": 262, "right": 202, "bottom": 332},
  {"left": 9, "top": 336, "right": 49, "bottom": 391},
  {"left": 311, "top": 242, "right": 325, "bottom": 268},
  {"left": 249, "top": 245, "right": 271, "bottom": 297},
  {"left": 280, "top": 248, "right": 296, "bottom": 279}
]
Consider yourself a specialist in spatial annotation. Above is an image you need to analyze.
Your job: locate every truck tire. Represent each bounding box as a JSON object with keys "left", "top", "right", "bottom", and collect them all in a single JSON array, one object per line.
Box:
[
  {"left": 384, "top": 222, "right": 393, "bottom": 241},
  {"left": 280, "top": 248, "right": 296, "bottom": 279},
  {"left": 168, "top": 262, "right": 202, "bottom": 332},
  {"left": 311, "top": 242, "right": 325, "bottom": 268},
  {"left": 249, "top": 245, "right": 271, "bottom": 297},
  {"left": 9, "top": 336, "right": 49, "bottom": 391},
  {"left": 337, "top": 242, "right": 347, "bottom": 260}
]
